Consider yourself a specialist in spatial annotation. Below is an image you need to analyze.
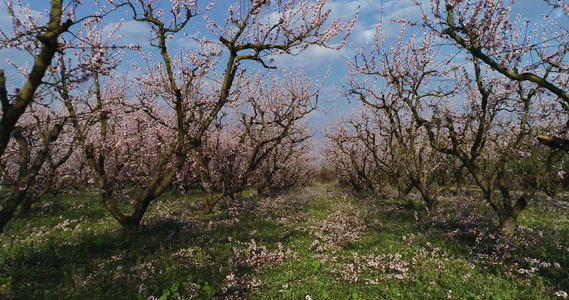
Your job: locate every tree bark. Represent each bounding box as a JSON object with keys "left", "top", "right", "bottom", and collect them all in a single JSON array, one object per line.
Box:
[
  {"left": 537, "top": 135, "right": 569, "bottom": 152},
  {"left": 0, "top": 1, "right": 73, "bottom": 158},
  {"left": 499, "top": 213, "right": 519, "bottom": 238},
  {"left": 0, "top": 189, "right": 26, "bottom": 233}
]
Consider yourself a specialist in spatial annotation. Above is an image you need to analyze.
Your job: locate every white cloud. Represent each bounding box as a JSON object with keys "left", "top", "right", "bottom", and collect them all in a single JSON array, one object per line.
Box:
[
  {"left": 309, "top": 108, "right": 327, "bottom": 125},
  {"left": 269, "top": 44, "right": 353, "bottom": 74},
  {"left": 325, "top": 0, "right": 365, "bottom": 20},
  {"left": 355, "top": 27, "right": 377, "bottom": 44},
  {"left": 323, "top": 0, "right": 423, "bottom": 49},
  {"left": 380, "top": 0, "right": 422, "bottom": 22},
  {"left": 103, "top": 20, "right": 153, "bottom": 47}
]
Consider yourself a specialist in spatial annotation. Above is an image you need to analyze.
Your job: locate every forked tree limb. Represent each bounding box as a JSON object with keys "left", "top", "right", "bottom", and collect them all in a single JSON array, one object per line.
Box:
[{"left": 537, "top": 135, "right": 569, "bottom": 152}]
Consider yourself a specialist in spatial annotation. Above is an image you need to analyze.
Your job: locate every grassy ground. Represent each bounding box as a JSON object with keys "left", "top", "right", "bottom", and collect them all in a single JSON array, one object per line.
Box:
[{"left": 1, "top": 184, "right": 569, "bottom": 299}]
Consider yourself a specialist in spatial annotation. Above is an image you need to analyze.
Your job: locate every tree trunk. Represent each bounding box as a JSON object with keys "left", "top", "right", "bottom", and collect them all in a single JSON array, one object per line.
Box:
[
  {"left": 18, "top": 197, "right": 33, "bottom": 214},
  {"left": 205, "top": 192, "right": 225, "bottom": 214},
  {"left": 122, "top": 216, "right": 142, "bottom": 234},
  {"left": 499, "top": 213, "right": 518, "bottom": 238},
  {"left": 256, "top": 187, "right": 268, "bottom": 198},
  {"left": 0, "top": 198, "right": 20, "bottom": 233},
  {"left": 0, "top": 190, "right": 26, "bottom": 233},
  {"left": 498, "top": 195, "right": 526, "bottom": 237},
  {"left": 415, "top": 181, "right": 439, "bottom": 214},
  {"left": 397, "top": 183, "right": 413, "bottom": 199},
  {"left": 426, "top": 198, "right": 439, "bottom": 213}
]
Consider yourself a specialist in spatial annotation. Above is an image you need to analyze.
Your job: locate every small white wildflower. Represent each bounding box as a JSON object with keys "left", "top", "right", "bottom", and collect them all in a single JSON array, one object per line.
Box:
[{"left": 555, "top": 291, "right": 568, "bottom": 299}]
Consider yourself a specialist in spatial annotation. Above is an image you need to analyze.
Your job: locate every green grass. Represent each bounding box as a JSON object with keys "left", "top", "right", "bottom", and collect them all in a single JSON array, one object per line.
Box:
[{"left": 1, "top": 184, "right": 569, "bottom": 299}]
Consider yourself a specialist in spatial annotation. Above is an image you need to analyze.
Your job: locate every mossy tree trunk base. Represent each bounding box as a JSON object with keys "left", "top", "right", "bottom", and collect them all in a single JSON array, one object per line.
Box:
[{"left": 499, "top": 214, "right": 518, "bottom": 238}]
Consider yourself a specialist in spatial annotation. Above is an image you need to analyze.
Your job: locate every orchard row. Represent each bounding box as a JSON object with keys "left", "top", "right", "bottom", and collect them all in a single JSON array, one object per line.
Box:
[
  {"left": 323, "top": 0, "right": 569, "bottom": 237},
  {"left": 0, "top": 0, "right": 356, "bottom": 233},
  {"left": 1, "top": 0, "right": 569, "bottom": 238}
]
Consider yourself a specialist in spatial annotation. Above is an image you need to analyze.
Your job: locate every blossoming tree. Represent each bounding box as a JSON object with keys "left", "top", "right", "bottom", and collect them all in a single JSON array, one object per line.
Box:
[
  {"left": 0, "top": 0, "right": 122, "bottom": 233},
  {"left": 63, "top": 0, "right": 358, "bottom": 231},
  {"left": 194, "top": 69, "right": 319, "bottom": 212},
  {"left": 416, "top": 0, "right": 569, "bottom": 149},
  {"left": 354, "top": 2, "right": 568, "bottom": 236}
]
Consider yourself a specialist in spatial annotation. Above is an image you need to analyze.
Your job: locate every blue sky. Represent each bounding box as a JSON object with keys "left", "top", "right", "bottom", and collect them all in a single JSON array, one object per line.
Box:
[{"left": 0, "top": 0, "right": 566, "bottom": 133}]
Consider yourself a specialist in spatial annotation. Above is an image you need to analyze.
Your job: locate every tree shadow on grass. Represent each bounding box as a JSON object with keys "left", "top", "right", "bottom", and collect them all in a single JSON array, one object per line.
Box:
[
  {"left": 363, "top": 194, "right": 569, "bottom": 293},
  {"left": 2, "top": 200, "right": 306, "bottom": 300}
]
